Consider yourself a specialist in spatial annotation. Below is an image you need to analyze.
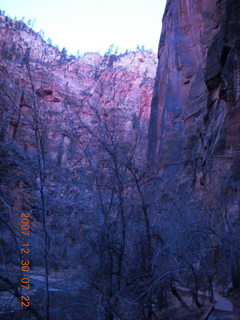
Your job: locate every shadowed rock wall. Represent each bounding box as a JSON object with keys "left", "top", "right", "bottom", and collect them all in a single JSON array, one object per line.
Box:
[{"left": 148, "top": 0, "right": 240, "bottom": 212}]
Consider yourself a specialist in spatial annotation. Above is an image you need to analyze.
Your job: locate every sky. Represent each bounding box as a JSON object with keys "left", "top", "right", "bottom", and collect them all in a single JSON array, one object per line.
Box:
[{"left": 0, "top": 0, "right": 166, "bottom": 55}]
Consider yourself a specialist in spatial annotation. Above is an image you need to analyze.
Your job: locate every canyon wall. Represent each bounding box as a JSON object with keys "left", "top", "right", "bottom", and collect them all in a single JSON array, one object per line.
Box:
[
  {"left": 148, "top": 0, "right": 240, "bottom": 214},
  {"left": 0, "top": 15, "right": 158, "bottom": 318},
  {"left": 0, "top": 12, "right": 157, "bottom": 276},
  {"left": 0, "top": 13, "right": 156, "bottom": 223}
]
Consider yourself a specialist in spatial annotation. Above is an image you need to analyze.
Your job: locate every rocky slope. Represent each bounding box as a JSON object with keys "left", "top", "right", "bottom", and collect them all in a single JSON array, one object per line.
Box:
[
  {"left": 0, "top": 13, "right": 157, "bottom": 226},
  {"left": 0, "top": 14, "right": 156, "bottom": 148}
]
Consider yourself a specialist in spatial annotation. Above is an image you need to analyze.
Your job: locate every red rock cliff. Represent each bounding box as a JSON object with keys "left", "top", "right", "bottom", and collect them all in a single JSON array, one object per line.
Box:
[
  {"left": 148, "top": 0, "right": 240, "bottom": 210},
  {"left": 0, "top": 14, "right": 157, "bottom": 271},
  {"left": 0, "top": 14, "right": 157, "bottom": 212}
]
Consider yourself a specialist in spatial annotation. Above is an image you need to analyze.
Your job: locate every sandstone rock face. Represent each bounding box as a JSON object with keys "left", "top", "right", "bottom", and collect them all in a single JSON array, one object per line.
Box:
[
  {"left": 148, "top": 0, "right": 240, "bottom": 211},
  {"left": 0, "top": 14, "right": 157, "bottom": 273},
  {"left": 0, "top": 13, "right": 157, "bottom": 213},
  {"left": 0, "top": 15, "right": 156, "bottom": 143}
]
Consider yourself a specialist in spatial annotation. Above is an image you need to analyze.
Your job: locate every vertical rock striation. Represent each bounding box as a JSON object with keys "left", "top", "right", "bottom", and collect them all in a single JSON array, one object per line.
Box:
[{"left": 148, "top": 0, "right": 240, "bottom": 210}]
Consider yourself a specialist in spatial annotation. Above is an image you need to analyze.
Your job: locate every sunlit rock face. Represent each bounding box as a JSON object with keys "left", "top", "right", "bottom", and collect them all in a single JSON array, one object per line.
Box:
[
  {"left": 0, "top": 14, "right": 156, "bottom": 151},
  {"left": 0, "top": 13, "right": 157, "bottom": 214},
  {"left": 148, "top": 0, "right": 240, "bottom": 211}
]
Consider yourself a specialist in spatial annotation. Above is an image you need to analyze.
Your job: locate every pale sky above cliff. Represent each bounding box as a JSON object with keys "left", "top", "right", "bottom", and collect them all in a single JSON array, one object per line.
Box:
[{"left": 0, "top": 0, "right": 166, "bottom": 55}]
